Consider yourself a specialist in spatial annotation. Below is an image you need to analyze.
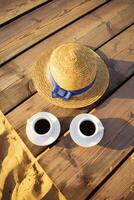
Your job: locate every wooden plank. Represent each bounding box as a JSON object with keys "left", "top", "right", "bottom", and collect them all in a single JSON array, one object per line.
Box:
[
  {"left": 91, "top": 154, "right": 134, "bottom": 200},
  {"left": 0, "top": 0, "right": 133, "bottom": 114},
  {"left": 0, "top": 110, "right": 66, "bottom": 200},
  {"left": 0, "top": 0, "right": 108, "bottom": 65},
  {"left": 6, "top": 25, "right": 134, "bottom": 156},
  {"left": 38, "top": 76, "right": 134, "bottom": 200},
  {"left": 0, "top": 0, "right": 50, "bottom": 25}
]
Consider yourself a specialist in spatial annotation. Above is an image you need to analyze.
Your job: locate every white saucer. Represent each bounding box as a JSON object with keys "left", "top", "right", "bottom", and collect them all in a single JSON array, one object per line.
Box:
[
  {"left": 70, "top": 113, "right": 104, "bottom": 147},
  {"left": 26, "top": 112, "right": 60, "bottom": 146}
]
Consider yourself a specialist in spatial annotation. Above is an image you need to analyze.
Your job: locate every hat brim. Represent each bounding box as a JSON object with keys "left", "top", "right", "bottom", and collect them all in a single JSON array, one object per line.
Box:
[{"left": 32, "top": 45, "right": 109, "bottom": 108}]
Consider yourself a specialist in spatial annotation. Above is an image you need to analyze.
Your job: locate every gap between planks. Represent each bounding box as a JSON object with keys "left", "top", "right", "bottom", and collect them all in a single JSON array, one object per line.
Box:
[
  {"left": 89, "top": 151, "right": 134, "bottom": 200},
  {"left": 0, "top": 0, "right": 52, "bottom": 26},
  {"left": 0, "top": 0, "right": 111, "bottom": 65}
]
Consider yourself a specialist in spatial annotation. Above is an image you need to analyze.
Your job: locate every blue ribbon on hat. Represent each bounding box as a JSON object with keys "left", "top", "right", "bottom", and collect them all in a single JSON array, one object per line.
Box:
[{"left": 50, "top": 73, "right": 95, "bottom": 100}]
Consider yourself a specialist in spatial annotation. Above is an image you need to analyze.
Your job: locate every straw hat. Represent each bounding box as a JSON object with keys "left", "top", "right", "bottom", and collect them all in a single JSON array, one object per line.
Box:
[{"left": 32, "top": 43, "right": 109, "bottom": 108}]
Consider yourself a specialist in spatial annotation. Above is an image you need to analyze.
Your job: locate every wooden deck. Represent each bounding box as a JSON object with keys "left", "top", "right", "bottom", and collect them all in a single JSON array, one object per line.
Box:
[{"left": 0, "top": 0, "right": 134, "bottom": 199}]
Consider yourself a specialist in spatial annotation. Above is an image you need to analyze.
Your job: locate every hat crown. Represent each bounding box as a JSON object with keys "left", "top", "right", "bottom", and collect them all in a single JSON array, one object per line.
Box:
[{"left": 49, "top": 43, "right": 97, "bottom": 90}]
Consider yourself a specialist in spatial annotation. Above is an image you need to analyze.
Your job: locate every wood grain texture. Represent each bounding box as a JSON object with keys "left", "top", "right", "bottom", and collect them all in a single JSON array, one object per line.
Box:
[
  {"left": 0, "top": 0, "right": 108, "bottom": 65},
  {"left": 91, "top": 154, "right": 134, "bottom": 200},
  {"left": 6, "top": 25, "right": 134, "bottom": 156},
  {"left": 38, "top": 76, "right": 134, "bottom": 200},
  {"left": 0, "top": 0, "right": 49, "bottom": 25},
  {"left": 0, "top": 111, "right": 66, "bottom": 200},
  {"left": 0, "top": 0, "right": 133, "bottom": 114}
]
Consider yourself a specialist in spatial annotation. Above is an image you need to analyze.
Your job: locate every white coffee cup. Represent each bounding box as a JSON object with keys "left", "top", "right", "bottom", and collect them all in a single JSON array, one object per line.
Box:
[
  {"left": 26, "top": 112, "right": 60, "bottom": 146},
  {"left": 70, "top": 113, "right": 104, "bottom": 147}
]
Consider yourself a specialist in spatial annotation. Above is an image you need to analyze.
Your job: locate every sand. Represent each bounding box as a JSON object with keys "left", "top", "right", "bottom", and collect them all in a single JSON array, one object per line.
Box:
[{"left": 0, "top": 111, "right": 66, "bottom": 200}]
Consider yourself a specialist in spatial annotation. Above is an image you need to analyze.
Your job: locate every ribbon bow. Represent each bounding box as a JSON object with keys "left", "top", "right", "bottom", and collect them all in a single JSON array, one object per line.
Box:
[{"left": 50, "top": 72, "right": 95, "bottom": 100}]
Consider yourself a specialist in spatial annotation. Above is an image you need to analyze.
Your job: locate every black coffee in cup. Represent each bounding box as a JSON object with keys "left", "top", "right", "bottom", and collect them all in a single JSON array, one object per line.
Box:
[
  {"left": 80, "top": 120, "right": 96, "bottom": 136},
  {"left": 34, "top": 119, "right": 50, "bottom": 135}
]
